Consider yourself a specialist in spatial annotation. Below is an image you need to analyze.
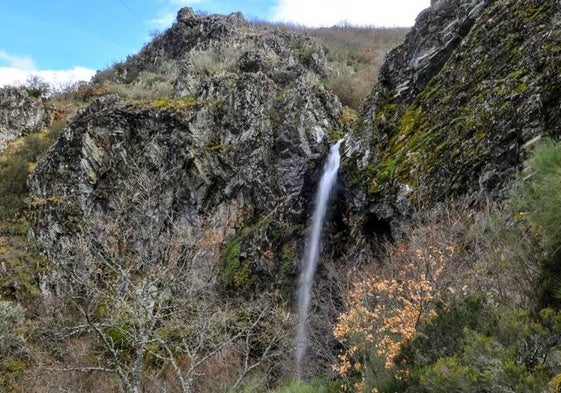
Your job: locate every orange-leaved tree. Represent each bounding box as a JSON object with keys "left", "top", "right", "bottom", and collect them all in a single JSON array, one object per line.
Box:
[{"left": 333, "top": 243, "right": 456, "bottom": 392}]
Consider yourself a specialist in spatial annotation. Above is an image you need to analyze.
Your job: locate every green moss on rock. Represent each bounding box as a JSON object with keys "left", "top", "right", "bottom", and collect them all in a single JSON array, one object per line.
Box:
[{"left": 360, "top": 0, "right": 561, "bottom": 206}]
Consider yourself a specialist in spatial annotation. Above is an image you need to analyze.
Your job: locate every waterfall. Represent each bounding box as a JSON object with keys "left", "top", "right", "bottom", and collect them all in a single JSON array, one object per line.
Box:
[{"left": 295, "top": 139, "right": 342, "bottom": 378}]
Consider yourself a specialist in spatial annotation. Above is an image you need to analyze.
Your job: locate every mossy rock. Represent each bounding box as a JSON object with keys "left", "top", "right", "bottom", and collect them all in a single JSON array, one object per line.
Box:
[
  {"left": 360, "top": 0, "right": 561, "bottom": 207},
  {"left": 220, "top": 214, "right": 302, "bottom": 297}
]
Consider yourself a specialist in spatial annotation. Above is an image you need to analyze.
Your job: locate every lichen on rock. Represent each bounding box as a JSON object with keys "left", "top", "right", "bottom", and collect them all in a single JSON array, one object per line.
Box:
[{"left": 344, "top": 0, "right": 561, "bottom": 233}]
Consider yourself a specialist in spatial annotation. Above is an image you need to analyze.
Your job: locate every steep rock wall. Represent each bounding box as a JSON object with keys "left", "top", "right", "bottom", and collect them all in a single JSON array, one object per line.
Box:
[{"left": 344, "top": 0, "right": 561, "bottom": 230}]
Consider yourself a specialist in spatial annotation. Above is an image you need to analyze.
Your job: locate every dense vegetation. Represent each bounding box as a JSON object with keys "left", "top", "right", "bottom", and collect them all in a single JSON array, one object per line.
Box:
[{"left": 330, "top": 141, "right": 561, "bottom": 392}]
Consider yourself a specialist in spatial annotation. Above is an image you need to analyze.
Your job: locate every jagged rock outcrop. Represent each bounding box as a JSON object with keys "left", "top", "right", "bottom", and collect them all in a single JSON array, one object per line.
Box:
[
  {"left": 101, "top": 6, "right": 329, "bottom": 97},
  {"left": 379, "top": 0, "right": 489, "bottom": 105},
  {"left": 344, "top": 0, "right": 561, "bottom": 230},
  {"left": 30, "top": 8, "right": 342, "bottom": 293},
  {"left": 0, "top": 87, "right": 49, "bottom": 153}
]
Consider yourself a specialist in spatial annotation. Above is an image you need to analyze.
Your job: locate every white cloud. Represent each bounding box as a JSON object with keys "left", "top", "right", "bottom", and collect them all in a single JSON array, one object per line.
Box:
[
  {"left": 0, "top": 50, "right": 36, "bottom": 71},
  {"left": 0, "top": 68, "right": 30, "bottom": 87},
  {"left": 271, "top": 0, "right": 431, "bottom": 27},
  {"left": 0, "top": 66, "right": 96, "bottom": 90}
]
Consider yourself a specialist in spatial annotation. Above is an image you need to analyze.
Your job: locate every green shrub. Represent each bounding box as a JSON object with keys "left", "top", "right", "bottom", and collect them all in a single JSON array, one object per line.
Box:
[
  {"left": 403, "top": 301, "right": 558, "bottom": 393},
  {"left": 513, "top": 141, "right": 561, "bottom": 251},
  {"left": 0, "top": 156, "right": 29, "bottom": 219},
  {"left": 0, "top": 300, "right": 29, "bottom": 389},
  {"left": 190, "top": 46, "right": 240, "bottom": 76},
  {"left": 221, "top": 235, "right": 254, "bottom": 292},
  {"left": 0, "top": 129, "right": 61, "bottom": 220},
  {"left": 466, "top": 202, "right": 543, "bottom": 308},
  {"left": 397, "top": 294, "right": 493, "bottom": 370},
  {"left": 418, "top": 356, "right": 473, "bottom": 393},
  {"left": 105, "top": 71, "right": 176, "bottom": 100},
  {"left": 18, "top": 133, "right": 56, "bottom": 163},
  {"left": 511, "top": 140, "right": 561, "bottom": 305},
  {"left": 0, "top": 130, "right": 58, "bottom": 300},
  {"left": 0, "top": 300, "right": 25, "bottom": 339},
  {"left": 104, "top": 60, "right": 178, "bottom": 100},
  {"left": 428, "top": 326, "right": 548, "bottom": 392}
]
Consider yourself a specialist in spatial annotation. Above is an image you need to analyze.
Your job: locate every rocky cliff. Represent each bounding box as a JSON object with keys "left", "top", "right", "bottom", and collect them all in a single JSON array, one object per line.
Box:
[
  {"left": 30, "top": 9, "right": 343, "bottom": 295},
  {"left": 0, "top": 87, "right": 50, "bottom": 154},
  {"left": 344, "top": 0, "right": 561, "bottom": 230}
]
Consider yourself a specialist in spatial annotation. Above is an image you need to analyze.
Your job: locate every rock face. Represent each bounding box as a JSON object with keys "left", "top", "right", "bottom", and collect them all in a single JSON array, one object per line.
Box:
[
  {"left": 0, "top": 87, "right": 49, "bottom": 153},
  {"left": 344, "top": 0, "right": 561, "bottom": 229},
  {"left": 101, "top": 7, "right": 330, "bottom": 97},
  {"left": 378, "top": 0, "right": 489, "bottom": 106},
  {"left": 29, "top": 0, "right": 561, "bottom": 296},
  {"left": 30, "top": 9, "right": 342, "bottom": 293}
]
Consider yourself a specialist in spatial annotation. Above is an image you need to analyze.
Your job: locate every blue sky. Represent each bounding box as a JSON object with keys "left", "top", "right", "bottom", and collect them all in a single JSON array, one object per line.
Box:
[{"left": 0, "top": 0, "right": 429, "bottom": 87}]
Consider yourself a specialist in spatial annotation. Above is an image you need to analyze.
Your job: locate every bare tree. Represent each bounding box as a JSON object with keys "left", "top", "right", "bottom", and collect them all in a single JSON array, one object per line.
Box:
[{"left": 42, "top": 166, "right": 286, "bottom": 392}]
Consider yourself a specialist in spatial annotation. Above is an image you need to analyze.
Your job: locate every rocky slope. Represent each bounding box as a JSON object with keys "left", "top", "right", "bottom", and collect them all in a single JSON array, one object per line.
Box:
[
  {"left": 29, "top": 8, "right": 343, "bottom": 295},
  {"left": 0, "top": 87, "right": 50, "bottom": 154},
  {"left": 344, "top": 0, "right": 561, "bottom": 230}
]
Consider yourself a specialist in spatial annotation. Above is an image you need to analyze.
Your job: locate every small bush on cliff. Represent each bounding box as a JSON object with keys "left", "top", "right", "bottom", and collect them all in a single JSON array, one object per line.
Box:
[
  {"left": 0, "top": 156, "right": 29, "bottom": 219},
  {"left": 190, "top": 46, "right": 239, "bottom": 75},
  {"left": 0, "top": 130, "right": 59, "bottom": 221},
  {"left": 0, "top": 300, "right": 25, "bottom": 342},
  {"left": 0, "top": 127, "right": 61, "bottom": 302},
  {"left": 0, "top": 300, "right": 29, "bottom": 391},
  {"left": 105, "top": 69, "right": 176, "bottom": 100},
  {"left": 102, "top": 60, "right": 178, "bottom": 100}
]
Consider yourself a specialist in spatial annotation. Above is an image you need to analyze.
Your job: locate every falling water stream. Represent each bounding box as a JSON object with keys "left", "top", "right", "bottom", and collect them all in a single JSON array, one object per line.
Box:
[{"left": 295, "top": 139, "right": 343, "bottom": 378}]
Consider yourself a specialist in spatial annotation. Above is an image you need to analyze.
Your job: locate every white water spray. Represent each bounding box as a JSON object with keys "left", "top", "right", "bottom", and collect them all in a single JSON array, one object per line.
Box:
[{"left": 295, "top": 140, "right": 342, "bottom": 378}]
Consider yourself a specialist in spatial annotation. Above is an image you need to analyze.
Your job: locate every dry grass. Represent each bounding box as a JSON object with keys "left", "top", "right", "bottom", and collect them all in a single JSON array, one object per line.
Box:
[
  {"left": 254, "top": 22, "right": 408, "bottom": 108},
  {"left": 311, "top": 26, "right": 408, "bottom": 108}
]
